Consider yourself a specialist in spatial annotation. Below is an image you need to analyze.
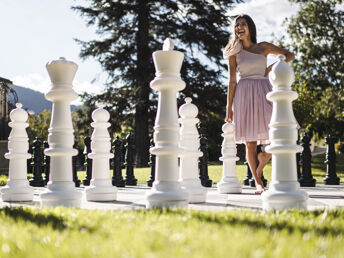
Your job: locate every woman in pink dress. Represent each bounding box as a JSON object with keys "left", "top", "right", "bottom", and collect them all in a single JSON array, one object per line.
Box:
[{"left": 223, "top": 14, "right": 294, "bottom": 194}]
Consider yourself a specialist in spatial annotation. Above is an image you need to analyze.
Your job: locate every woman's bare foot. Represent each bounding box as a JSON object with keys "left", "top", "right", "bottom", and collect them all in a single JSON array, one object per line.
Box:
[
  {"left": 256, "top": 152, "right": 271, "bottom": 178},
  {"left": 254, "top": 178, "right": 265, "bottom": 194}
]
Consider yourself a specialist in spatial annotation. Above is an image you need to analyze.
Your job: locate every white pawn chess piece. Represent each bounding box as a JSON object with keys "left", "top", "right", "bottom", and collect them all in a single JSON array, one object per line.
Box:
[
  {"left": 146, "top": 38, "right": 189, "bottom": 208},
  {"left": 217, "top": 123, "right": 242, "bottom": 194},
  {"left": 262, "top": 55, "right": 308, "bottom": 210},
  {"left": 0, "top": 103, "right": 34, "bottom": 202},
  {"left": 40, "top": 57, "right": 82, "bottom": 207},
  {"left": 85, "top": 106, "right": 117, "bottom": 201},
  {"left": 178, "top": 97, "right": 206, "bottom": 203}
]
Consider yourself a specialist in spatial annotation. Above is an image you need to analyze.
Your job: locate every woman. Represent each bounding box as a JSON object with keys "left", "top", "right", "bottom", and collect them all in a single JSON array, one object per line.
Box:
[{"left": 223, "top": 14, "right": 294, "bottom": 194}]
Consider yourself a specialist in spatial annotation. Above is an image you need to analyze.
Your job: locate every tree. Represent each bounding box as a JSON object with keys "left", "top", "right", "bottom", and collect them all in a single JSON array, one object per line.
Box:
[
  {"left": 283, "top": 0, "right": 344, "bottom": 138},
  {"left": 27, "top": 109, "right": 51, "bottom": 144},
  {"left": 72, "top": 0, "right": 242, "bottom": 166}
]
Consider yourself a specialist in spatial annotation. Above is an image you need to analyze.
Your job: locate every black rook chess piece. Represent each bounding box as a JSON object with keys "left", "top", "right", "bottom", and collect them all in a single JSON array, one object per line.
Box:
[
  {"left": 299, "top": 132, "right": 316, "bottom": 187},
  {"left": 124, "top": 132, "right": 137, "bottom": 186},
  {"left": 82, "top": 136, "right": 92, "bottom": 186},
  {"left": 323, "top": 135, "right": 340, "bottom": 185},
  {"left": 111, "top": 136, "right": 125, "bottom": 187},
  {"left": 29, "top": 137, "right": 45, "bottom": 187},
  {"left": 147, "top": 138, "right": 155, "bottom": 187}
]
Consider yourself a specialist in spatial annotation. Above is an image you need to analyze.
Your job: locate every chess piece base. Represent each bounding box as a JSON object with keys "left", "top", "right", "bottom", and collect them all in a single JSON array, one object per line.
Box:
[
  {"left": 1, "top": 179, "right": 34, "bottom": 202},
  {"left": 146, "top": 181, "right": 188, "bottom": 208},
  {"left": 262, "top": 181, "right": 308, "bottom": 210},
  {"left": 40, "top": 181, "right": 82, "bottom": 207},
  {"left": 180, "top": 178, "right": 207, "bottom": 203},
  {"left": 85, "top": 179, "right": 117, "bottom": 201},
  {"left": 323, "top": 176, "right": 340, "bottom": 185},
  {"left": 217, "top": 177, "right": 242, "bottom": 194},
  {"left": 299, "top": 178, "right": 316, "bottom": 187}
]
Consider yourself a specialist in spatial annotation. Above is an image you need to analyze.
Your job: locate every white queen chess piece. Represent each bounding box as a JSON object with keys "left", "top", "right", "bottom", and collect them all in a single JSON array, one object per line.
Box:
[
  {"left": 178, "top": 97, "right": 207, "bottom": 203},
  {"left": 40, "top": 57, "right": 82, "bottom": 207},
  {"left": 262, "top": 55, "right": 308, "bottom": 210},
  {"left": 217, "top": 123, "right": 242, "bottom": 194},
  {"left": 85, "top": 106, "right": 117, "bottom": 201},
  {"left": 0, "top": 103, "right": 34, "bottom": 202},
  {"left": 145, "top": 38, "right": 189, "bottom": 208}
]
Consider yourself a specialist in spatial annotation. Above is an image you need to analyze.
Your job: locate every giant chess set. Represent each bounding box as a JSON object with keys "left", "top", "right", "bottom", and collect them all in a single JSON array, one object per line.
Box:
[{"left": 0, "top": 38, "right": 308, "bottom": 210}]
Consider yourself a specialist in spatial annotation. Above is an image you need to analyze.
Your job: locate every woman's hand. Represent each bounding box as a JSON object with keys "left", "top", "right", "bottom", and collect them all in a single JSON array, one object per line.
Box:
[{"left": 225, "top": 106, "right": 233, "bottom": 123}]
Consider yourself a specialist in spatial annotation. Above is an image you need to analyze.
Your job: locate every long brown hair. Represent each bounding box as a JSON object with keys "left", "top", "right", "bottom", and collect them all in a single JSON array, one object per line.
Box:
[{"left": 224, "top": 14, "right": 257, "bottom": 51}]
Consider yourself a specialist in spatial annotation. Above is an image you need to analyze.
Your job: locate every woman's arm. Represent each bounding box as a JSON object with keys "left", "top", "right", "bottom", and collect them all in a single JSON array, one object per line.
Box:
[
  {"left": 260, "top": 42, "right": 295, "bottom": 77},
  {"left": 225, "top": 55, "right": 237, "bottom": 123}
]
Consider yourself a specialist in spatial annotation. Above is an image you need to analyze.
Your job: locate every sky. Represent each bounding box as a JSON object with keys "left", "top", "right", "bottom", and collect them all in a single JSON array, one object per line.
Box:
[{"left": 0, "top": 0, "right": 299, "bottom": 104}]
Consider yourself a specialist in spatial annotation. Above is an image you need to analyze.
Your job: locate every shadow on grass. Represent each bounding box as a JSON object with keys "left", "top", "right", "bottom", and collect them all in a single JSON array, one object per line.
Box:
[
  {"left": 146, "top": 208, "right": 344, "bottom": 237},
  {"left": 1, "top": 207, "right": 67, "bottom": 230}
]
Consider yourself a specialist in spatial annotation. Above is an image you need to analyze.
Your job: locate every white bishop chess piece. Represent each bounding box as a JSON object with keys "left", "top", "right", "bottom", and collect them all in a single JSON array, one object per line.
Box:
[
  {"left": 40, "top": 57, "right": 82, "bottom": 207},
  {"left": 217, "top": 123, "right": 242, "bottom": 194},
  {"left": 85, "top": 106, "right": 117, "bottom": 201},
  {"left": 179, "top": 97, "right": 207, "bottom": 203},
  {"left": 262, "top": 55, "right": 308, "bottom": 210},
  {"left": 1, "top": 103, "right": 34, "bottom": 202},
  {"left": 145, "top": 38, "right": 189, "bottom": 208}
]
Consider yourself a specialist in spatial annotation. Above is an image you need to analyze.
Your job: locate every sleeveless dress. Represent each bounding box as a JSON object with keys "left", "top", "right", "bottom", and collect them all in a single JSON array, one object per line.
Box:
[{"left": 223, "top": 40, "right": 272, "bottom": 144}]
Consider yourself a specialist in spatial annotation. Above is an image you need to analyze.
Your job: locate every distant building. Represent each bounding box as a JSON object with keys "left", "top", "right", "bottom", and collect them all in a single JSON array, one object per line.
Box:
[{"left": 0, "top": 77, "right": 18, "bottom": 140}]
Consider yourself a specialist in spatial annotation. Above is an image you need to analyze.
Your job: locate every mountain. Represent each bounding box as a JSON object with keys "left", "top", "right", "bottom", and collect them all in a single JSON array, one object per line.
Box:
[{"left": 9, "top": 85, "right": 77, "bottom": 114}]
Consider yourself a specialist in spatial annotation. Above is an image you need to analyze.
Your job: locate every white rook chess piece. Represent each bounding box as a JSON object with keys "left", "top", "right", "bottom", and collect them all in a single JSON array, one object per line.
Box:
[
  {"left": 40, "top": 57, "right": 82, "bottom": 207},
  {"left": 85, "top": 106, "right": 117, "bottom": 201},
  {"left": 146, "top": 38, "right": 188, "bottom": 208},
  {"left": 217, "top": 123, "right": 242, "bottom": 194},
  {"left": 178, "top": 97, "right": 206, "bottom": 203},
  {"left": 262, "top": 55, "right": 308, "bottom": 210},
  {"left": 1, "top": 103, "right": 34, "bottom": 202}
]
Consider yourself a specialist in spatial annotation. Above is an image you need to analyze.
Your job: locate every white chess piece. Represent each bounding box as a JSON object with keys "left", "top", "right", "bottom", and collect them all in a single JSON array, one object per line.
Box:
[
  {"left": 262, "top": 55, "right": 308, "bottom": 210},
  {"left": 179, "top": 97, "right": 206, "bottom": 203},
  {"left": 40, "top": 57, "right": 82, "bottom": 207},
  {"left": 217, "top": 123, "right": 242, "bottom": 194},
  {"left": 146, "top": 38, "right": 188, "bottom": 208},
  {"left": 1, "top": 103, "right": 34, "bottom": 202},
  {"left": 85, "top": 106, "right": 117, "bottom": 201}
]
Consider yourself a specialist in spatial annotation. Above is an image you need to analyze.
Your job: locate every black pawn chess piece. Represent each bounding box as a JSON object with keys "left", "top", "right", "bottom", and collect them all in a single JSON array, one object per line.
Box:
[
  {"left": 243, "top": 160, "right": 252, "bottom": 185},
  {"left": 323, "top": 135, "right": 340, "bottom": 185},
  {"left": 111, "top": 136, "right": 125, "bottom": 187},
  {"left": 29, "top": 137, "right": 45, "bottom": 187},
  {"left": 82, "top": 136, "right": 92, "bottom": 186},
  {"left": 198, "top": 124, "right": 212, "bottom": 187},
  {"left": 147, "top": 138, "right": 155, "bottom": 187},
  {"left": 72, "top": 141, "right": 81, "bottom": 187},
  {"left": 124, "top": 133, "right": 137, "bottom": 186},
  {"left": 299, "top": 132, "right": 316, "bottom": 187}
]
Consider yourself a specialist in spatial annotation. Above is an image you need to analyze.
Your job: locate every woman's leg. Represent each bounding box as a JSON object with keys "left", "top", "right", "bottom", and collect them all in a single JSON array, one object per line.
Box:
[
  {"left": 246, "top": 141, "right": 264, "bottom": 193},
  {"left": 256, "top": 151, "right": 272, "bottom": 179}
]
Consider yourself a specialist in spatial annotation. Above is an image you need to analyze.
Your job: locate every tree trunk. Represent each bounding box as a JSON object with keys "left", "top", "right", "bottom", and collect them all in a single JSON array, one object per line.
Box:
[{"left": 135, "top": 0, "right": 150, "bottom": 167}]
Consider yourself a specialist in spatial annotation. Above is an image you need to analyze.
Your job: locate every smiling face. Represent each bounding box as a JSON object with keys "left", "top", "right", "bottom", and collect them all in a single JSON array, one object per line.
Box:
[{"left": 235, "top": 18, "right": 250, "bottom": 41}]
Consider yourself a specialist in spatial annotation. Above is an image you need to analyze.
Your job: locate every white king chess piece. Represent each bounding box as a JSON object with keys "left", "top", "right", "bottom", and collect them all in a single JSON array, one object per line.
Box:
[
  {"left": 40, "top": 57, "right": 82, "bottom": 207},
  {"left": 217, "top": 123, "right": 242, "bottom": 194},
  {"left": 262, "top": 55, "right": 308, "bottom": 210},
  {"left": 145, "top": 38, "right": 189, "bottom": 208},
  {"left": 85, "top": 106, "right": 117, "bottom": 201},
  {"left": 1, "top": 103, "right": 34, "bottom": 202},
  {"left": 178, "top": 97, "right": 207, "bottom": 203}
]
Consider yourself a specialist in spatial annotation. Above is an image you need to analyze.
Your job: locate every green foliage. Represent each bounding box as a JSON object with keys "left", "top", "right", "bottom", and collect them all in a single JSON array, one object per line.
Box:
[
  {"left": 27, "top": 109, "right": 51, "bottom": 144},
  {"left": 0, "top": 207, "right": 344, "bottom": 257},
  {"left": 284, "top": 0, "right": 344, "bottom": 138},
  {"left": 72, "top": 0, "right": 242, "bottom": 164}
]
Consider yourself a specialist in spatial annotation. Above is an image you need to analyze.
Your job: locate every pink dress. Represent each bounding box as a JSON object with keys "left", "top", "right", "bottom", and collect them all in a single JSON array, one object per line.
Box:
[{"left": 224, "top": 40, "right": 272, "bottom": 144}]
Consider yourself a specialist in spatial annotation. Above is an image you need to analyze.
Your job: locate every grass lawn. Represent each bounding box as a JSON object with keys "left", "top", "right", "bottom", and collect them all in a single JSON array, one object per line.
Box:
[
  {"left": 0, "top": 155, "right": 343, "bottom": 257},
  {"left": 0, "top": 207, "right": 343, "bottom": 257}
]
